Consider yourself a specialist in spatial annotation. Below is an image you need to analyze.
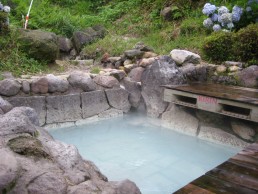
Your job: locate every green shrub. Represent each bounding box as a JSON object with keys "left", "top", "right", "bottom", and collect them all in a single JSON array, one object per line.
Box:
[
  {"left": 202, "top": 31, "right": 235, "bottom": 62},
  {"left": 234, "top": 23, "right": 258, "bottom": 65}
]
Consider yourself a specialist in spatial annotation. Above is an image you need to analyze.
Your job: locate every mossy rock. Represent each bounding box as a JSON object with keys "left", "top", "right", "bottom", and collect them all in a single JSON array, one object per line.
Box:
[
  {"left": 7, "top": 136, "right": 51, "bottom": 159},
  {"left": 18, "top": 29, "right": 59, "bottom": 62}
]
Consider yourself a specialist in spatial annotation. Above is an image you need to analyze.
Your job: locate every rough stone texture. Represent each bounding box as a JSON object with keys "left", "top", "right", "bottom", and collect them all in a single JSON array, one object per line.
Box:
[
  {"left": 105, "top": 88, "right": 131, "bottom": 112},
  {"left": 122, "top": 78, "right": 142, "bottom": 108},
  {"left": 179, "top": 64, "right": 207, "bottom": 82},
  {"left": 83, "top": 160, "right": 108, "bottom": 181},
  {"left": 142, "top": 52, "right": 158, "bottom": 58},
  {"left": 236, "top": 65, "right": 258, "bottom": 88},
  {"left": 198, "top": 126, "right": 249, "bottom": 148},
  {"left": 44, "top": 140, "right": 90, "bottom": 185},
  {"left": 93, "top": 75, "right": 120, "bottom": 88},
  {"left": 124, "top": 49, "right": 144, "bottom": 59},
  {"left": 170, "top": 49, "right": 201, "bottom": 65},
  {"left": 231, "top": 120, "right": 256, "bottom": 141},
  {"left": 22, "top": 80, "right": 30, "bottom": 94},
  {"left": 31, "top": 77, "right": 48, "bottom": 94},
  {"left": 68, "top": 71, "right": 96, "bottom": 92},
  {"left": 110, "top": 70, "right": 126, "bottom": 81},
  {"left": 141, "top": 56, "right": 186, "bottom": 117},
  {"left": 46, "top": 74, "right": 69, "bottom": 93},
  {"left": 196, "top": 110, "right": 225, "bottom": 127},
  {"left": 228, "top": 65, "right": 241, "bottom": 72},
  {"left": 133, "top": 42, "right": 154, "bottom": 52},
  {"left": 0, "top": 96, "right": 13, "bottom": 113},
  {"left": 58, "top": 36, "right": 73, "bottom": 52},
  {"left": 0, "top": 148, "right": 19, "bottom": 191},
  {"left": 216, "top": 65, "right": 227, "bottom": 74},
  {"left": 114, "top": 179, "right": 142, "bottom": 194},
  {"left": 139, "top": 57, "right": 157, "bottom": 67},
  {"left": 0, "top": 79, "right": 21, "bottom": 96},
  {"left": 128, "top": 67, "right": 145, "bottom": 82},
  {"left": 72, "top": 26, "right": 106, "bottom": 52},
  {"left": 107, "top": 57, "right": 121, "bottom": 63},
  {"left": 160, "top": 7, "right": 173, "bottom": 21},
  {"left": 161, "top": 104, "right": 199, "bottom": 136},
  {"left": 7, "top": 96, "right": 46, "bottom": 126},
  {"left": 224, "top": 61, "right": 243, "bottom": 68},
  {"left": 211, "top": 75, "right": 237, "bottom": 85},
  {"left": 98, "top": 108, "right": 123, "bottom": 119},
  {"left": 46, "top": 94, "right": 82, "bottom": 124},
  {"left": 81, "top": 90, "right": 110, "bottom": 118},
  {"left": 0, "top": 108, "right": 37, "bottom": 136},
  {"left": 18, "top": 29, "right": 59, "bottom": 62}
]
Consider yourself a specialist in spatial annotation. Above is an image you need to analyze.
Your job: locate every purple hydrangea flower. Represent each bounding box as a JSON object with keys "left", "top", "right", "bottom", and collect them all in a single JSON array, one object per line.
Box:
[
  {"left": 202, "top": 3, "right": 217, "bottom": 16},
  {"left": 246, "top": 6, "right": 252, "bottom": 12},
  {"left": 211, "top": 13, "right": 218, "bottom": 22},
  {"left": 213, "top": 24, "right": 221, "bottom": 31},
  {"left": 232, "top": 6, "right": 243, "bottom": 22},
  {"left": 203, "top": 18, "right": 213, "bottom": 28},
  {"left": 218, "top": 6, "right": 229, "bottom": 15},
  {"left": 227, "top": 22, "right": 234, "bottom": 29},
  {"left": 248, "top": 0, "right": 258, "bottom": 6},
  {"left": 0, "top": 3, "right": 3, "bottom": 11},
  {"left": 220, "top": 13, "right": 232, "bottom": 26}
]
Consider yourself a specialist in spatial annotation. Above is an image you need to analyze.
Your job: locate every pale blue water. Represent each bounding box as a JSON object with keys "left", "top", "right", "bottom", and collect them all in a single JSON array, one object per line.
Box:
[{"left": 50, "top": 115, "right": 240, "bottom": 194}]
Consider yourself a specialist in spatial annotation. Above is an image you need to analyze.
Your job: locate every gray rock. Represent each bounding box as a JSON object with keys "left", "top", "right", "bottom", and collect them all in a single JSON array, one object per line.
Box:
[
  {"left": 18, "top": 29, "right": 59, "bottom": 62},
  {"left": 124, "top": 49, "right": 144, "bottom": 59},
  {"left": 68, "top": 71, "right": 96, "bottom": 92},
  {"left": 161, "top": 104, "right": 199, "bottom": 136},
  {"left": 22, "top": 80, "right": 30, "bottom": 94},
  {"left": 139, "top": 57, "right": 157, "bottom": 67},
  {"left": 81, "top": 90, "right": 110, "bottom": 118},
  {"left": 110, "top": 70, "right": 126, "bottom": 81},
  {"left": 0, "top": 148, "right": 19, "bottom": 191},
  {"left": 58, "top": 36, "right": 73, "bottom": 52},
  {"left": 141, "top": 56, "right": 186, "bottom": 117},
  {"left": 133, "top": 42, "right": 154, "bottom": 52},
  {"left": 198, "top": 126, "right": 249, "bottom": 148},
  {"left": 7, "top": 107, "right": 40, "bottom": 126},
  {"left": 67, "top": 180, "right": 104, "bottom": 194},
  {"left": 142, "top": 52, "right": 158, "bottom": 58},
  {"left": 46, "top": 94, "right": 82, "bottom": 124},
  {"left": 160, "top": 7, "right": 173, "bottom": 21},
  {"left": 231, "top": 120, "right": 256, "bottom": 141},
  {"left": 1, "top": 72, "right": 14, "bottom": 79},
  {"left": 128, "top": 67, "right": 145, "bottom": 82},
  {"left": 216, "top": 65, "right": 227, "bottom": 74},
  {"left": 93, "top": 75, "right": 120, "bottom": 88},
  {"left": 170, "top": 49, "right": 201, "bottom": 65},
  {"left": 114, "top": 179, "right": 141, "bottom": 194},
  {"left": 224, "top": 61, "right": 243, "bottom": 68},
  {"left": 0, "top": 96, "right": 13, "bottom": 113},
  {"left": 44, "top": 140, "right": 90, "bottom": 185},
  {"left": 0, "top": 109, "right": 4, "bottom": 115},
  {"left": 122, "top": 78, "right": 142, "bottom": 108},
  {"left": 105, "top": 88, "right": 131, "bottom": 112},
  {"left": 107, "top": 57, "right": 121, "bottom": 63},
  {"left": 98, "top": 108, "right": 123, "bottom": 119},
  {"left": 84, "top": 160, "right": 108, "bottom": 181},
  {"left": 46, "top": 74, "right": 69, "bottom": 93},
  {"left": 236, "top": 65, "right": 258, "bottom": 88},
  {"left": 31, "top": 77, "right": 48, "bottom": 94},
  {"left": 27, "top": 172, "right": 67, "bottom": 194},
  {"left": 0, "top": 108, "right": 37, "bottom": 136},
  {"left": 180, "top": 64, "right": 207, "bottom": 82},
  {"left": 0, "top": 79, "right": 21, "bottom": 96},
  {"left": 7, "top": 96, "right": 46, "bottom": 126}
]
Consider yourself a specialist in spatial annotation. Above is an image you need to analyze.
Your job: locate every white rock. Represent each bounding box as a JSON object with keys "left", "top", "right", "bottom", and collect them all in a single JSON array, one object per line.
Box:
[{"left": 170, "top": 49, "right": 201, "bottom": 65}]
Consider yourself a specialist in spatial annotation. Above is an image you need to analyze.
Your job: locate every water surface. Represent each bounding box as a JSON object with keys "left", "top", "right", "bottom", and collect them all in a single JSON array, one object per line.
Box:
[{"left": 50, "top": 115, "right": 240, "bottom": 194}]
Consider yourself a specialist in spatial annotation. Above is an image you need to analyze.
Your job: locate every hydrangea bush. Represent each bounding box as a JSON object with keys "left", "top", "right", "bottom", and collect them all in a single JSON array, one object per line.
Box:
[
  {"left": 202, "top": 3, "right": 244, "bottom": 32},
  {"left": 0, "top": 1, "right": 11, "bottom": 34}
]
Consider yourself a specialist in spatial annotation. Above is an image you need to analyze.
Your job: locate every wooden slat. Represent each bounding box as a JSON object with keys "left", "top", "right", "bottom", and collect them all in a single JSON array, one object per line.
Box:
[
  {"left": 174, "top": 184, "right": 215, "bottom": 194},
  {"left": 163, "top": 83, "right": 258, "bottom": 105}
]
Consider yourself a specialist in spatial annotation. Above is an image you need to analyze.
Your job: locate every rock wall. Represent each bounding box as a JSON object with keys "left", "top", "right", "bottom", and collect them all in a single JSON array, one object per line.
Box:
[{"left": 0, "top": 105, "right": 141, "bottom": 194}]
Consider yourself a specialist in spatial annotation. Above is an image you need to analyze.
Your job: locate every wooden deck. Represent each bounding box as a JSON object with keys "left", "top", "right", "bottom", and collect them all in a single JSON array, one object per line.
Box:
[
  {"left": 163, "top": 83, "right": 258, "bottom": 122},
  {"left": 174, "top": 142, "right": 258, "bottom": 194}
]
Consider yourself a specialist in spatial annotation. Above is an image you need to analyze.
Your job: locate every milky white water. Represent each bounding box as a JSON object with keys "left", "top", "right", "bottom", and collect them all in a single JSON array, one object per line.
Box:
[{"left": 50, "top": 115, "right": 240, "bottom": 194}]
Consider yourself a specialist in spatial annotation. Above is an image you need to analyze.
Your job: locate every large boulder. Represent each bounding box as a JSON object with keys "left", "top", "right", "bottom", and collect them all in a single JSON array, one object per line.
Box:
[
  {"left": 105, "top": 88, "right": 131, "bottom": 113},
  {"left": 179, "top": 64, "right": 207, "bottom": 82},
  {"left": 236, "top": 65, "right": 258, "bottom": 88},
  {"left": 0, "top": 79, "right": 21, "bottom": 96},
  {"left": 170, "top": 49, "right": 201, "bottom": 65},
  {"left": 18, "top": 29, "right": 59, "bottom": 62},
  {"left": 68, "top": 71, "right": 96, "bottom": 92},
  {"left": 161, "top": 104, "right": 199, "bottom": 136},
  {"left": 31, "top": 77, "right": 49, "bottom": 94},
  {"left": 72, "top": 26, "right": 106, "bottom": 52},
  {"left": 231, "top": 120, "right": 256, "bottom": 142},
  {"left": 141, "top": 56, "right": 186, "bottom": 117},
  {"left": 128, "top": 67, "right": 145, "bottom": 82},
  {"left": 46, "top": 74, "right": 69, "bottom": 93}
]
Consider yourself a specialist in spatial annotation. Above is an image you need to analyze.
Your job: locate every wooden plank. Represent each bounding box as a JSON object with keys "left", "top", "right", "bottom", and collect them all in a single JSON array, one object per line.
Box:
[
  {"left": 173, "top": 184, "right": 215, "bottom": 194},
  {"left": 191, "top": 175, "right": 258, "bottom": 194},
  {"left": 163, "top": 83, "right": 258, "bottom": 105},
  {"left": 207, "top": 161, "right": 258, "bottom": 190}
]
